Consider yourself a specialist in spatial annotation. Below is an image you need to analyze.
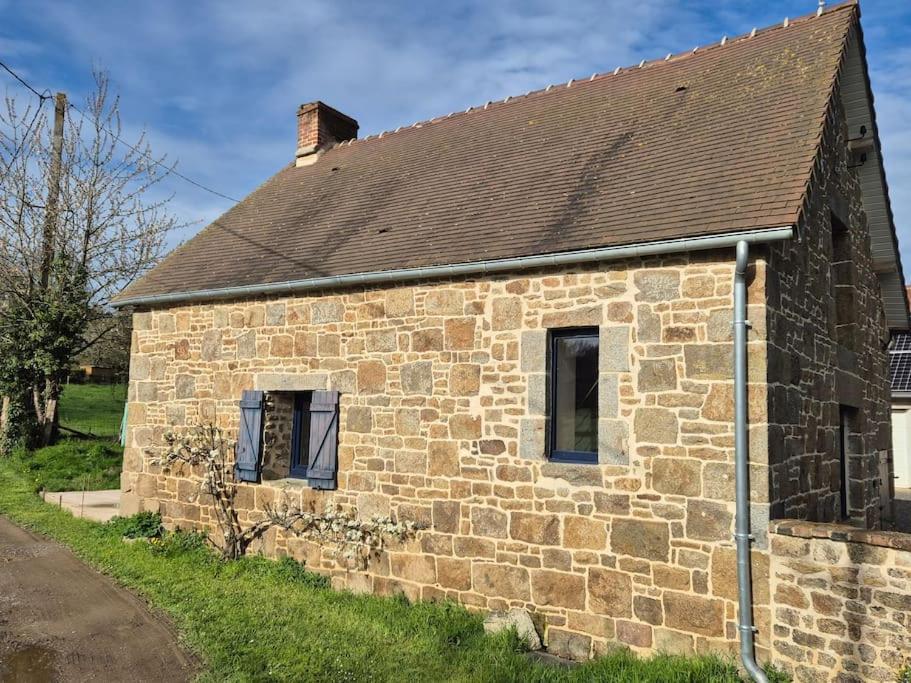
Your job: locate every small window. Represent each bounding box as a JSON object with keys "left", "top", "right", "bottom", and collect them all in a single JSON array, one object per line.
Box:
[
  {"left": 549, "top": 328, "right": 599, "bottom": 463},
  {"left": 260, "top": 390, "right": 340, "bottom": 490}
]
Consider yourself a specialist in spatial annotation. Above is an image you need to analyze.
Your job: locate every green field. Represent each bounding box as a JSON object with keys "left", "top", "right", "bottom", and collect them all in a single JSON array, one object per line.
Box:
[
  {"left": 58, "top": 383, "right": 127, "bottom": 438},
  {"left": 9, "top": 382, "right": 128, "bottom": 492},
  {"left": 0, "top": 458, "right": 783, "bottom": 682}
]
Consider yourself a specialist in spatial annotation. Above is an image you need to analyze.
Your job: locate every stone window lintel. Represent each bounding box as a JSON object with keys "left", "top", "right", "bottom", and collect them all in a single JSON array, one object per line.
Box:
[{"left": 254, "top": 373, "right": 328, "bottom": 392}]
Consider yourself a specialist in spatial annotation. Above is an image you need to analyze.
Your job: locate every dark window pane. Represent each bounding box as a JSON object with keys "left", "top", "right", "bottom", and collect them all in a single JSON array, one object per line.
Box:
[
  {"left": 553, "top": 333, "right": 598, "bottom": 455},
  {"left": 290, "top": 392, "right": 312, "bottom": 477}
]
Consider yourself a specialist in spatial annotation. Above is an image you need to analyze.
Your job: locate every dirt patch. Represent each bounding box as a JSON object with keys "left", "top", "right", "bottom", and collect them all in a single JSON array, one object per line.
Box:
[{"left": 0, "top": 517, "right": 196, "bottom": 682}]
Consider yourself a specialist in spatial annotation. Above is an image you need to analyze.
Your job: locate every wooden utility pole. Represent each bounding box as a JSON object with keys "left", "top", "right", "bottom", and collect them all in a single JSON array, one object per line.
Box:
[{"left": 39, "top": 91, "right": 66, "bottom": 290}]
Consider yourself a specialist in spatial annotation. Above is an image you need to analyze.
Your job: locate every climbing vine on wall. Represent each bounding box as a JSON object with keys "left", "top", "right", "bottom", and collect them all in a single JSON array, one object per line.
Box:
[{"left": 154, "top": 424, "right": 422, "bottom": 564}]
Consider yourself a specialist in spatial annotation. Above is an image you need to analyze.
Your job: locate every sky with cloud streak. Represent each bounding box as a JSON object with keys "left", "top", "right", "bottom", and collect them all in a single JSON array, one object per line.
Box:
[{"left": 1, "top": 0, "right": 909, "bottom": 276}]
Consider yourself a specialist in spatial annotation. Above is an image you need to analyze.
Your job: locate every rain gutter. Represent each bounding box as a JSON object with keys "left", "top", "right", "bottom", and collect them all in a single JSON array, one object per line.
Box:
[{"left": 112, "top": 226, "right": 793, "bottom": 308}]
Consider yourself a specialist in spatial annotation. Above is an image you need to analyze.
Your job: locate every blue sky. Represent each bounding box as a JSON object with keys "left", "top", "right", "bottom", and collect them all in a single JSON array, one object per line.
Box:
[{"left": 2, "top": 0, "right": 909, "bottom": 274}]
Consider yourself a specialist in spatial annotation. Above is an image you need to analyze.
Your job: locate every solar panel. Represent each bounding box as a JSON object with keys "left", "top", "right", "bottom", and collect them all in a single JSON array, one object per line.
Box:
[
  {"left": 891, "top": 350, "right": 911, "bottom": 392},
  {"left": 891, "top": 333, "right": 911, "bottom": 353}
]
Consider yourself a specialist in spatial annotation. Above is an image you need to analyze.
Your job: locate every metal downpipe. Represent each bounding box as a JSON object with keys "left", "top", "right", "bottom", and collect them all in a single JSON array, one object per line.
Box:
[{"left": 734, "top": 240, "right": 767, "bottom": 683}]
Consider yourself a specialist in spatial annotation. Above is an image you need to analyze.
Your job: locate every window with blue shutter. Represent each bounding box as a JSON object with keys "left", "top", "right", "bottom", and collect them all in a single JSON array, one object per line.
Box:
[
  {"left": 290, "top": 390, "right": 340, "bottom": 489},
  {"left": 235, "top": 390, "right": 265, "bottom": 482}
]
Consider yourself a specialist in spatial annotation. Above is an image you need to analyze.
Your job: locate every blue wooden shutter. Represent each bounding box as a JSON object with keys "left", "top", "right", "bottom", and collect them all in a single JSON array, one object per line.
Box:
[
  {"left": 306, "top": 390, "right": 339, "bottom": 490},
  {"left": 235, "top": 390, "right": 265, "bottom": 482}
]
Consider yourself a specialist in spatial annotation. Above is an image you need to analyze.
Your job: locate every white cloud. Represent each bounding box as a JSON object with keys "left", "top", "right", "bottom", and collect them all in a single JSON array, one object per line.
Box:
[{"left": 0, "top": 36, "right": 42, "bottom": 58}]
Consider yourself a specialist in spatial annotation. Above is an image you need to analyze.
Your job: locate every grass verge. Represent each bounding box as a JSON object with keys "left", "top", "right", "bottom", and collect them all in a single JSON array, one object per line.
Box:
[{"left": 0, "top": 460, "right": 780, "bottom": 682}]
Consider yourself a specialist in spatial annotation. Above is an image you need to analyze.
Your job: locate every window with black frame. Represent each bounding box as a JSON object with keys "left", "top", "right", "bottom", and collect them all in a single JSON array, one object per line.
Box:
[{"left": 549, "top": 328, "right": 599, "bottom": 463}]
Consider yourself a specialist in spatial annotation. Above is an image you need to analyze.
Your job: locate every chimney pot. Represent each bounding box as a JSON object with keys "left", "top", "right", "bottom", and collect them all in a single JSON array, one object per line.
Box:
[{"left": 296, "top": 101, "right": 358, "bottom": 165}]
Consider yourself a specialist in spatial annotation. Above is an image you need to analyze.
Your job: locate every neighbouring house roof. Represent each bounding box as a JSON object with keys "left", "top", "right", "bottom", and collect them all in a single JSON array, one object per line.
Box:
[{"left": 114, "top": 1, "right": 905, "bottom": 328}]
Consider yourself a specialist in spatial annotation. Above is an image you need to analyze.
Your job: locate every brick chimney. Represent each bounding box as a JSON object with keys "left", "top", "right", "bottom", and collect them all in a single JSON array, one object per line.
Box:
[{"left": 296, "top": 101, "right": 358, "bottom": 166}]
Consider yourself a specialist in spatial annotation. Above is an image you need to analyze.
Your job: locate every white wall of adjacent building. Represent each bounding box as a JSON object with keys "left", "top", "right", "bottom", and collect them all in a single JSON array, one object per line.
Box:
[{"left": 892, "top": 401, "right": 911, "bottom": 488}]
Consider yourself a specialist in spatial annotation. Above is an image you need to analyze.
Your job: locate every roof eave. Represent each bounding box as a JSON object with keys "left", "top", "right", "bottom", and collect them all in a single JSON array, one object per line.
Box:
[
  {"left": 850, "top": 11, "right": 910, "bottom": 329},
  {"left": 112, "top": 225, "right": 793, "bottom": 309}
]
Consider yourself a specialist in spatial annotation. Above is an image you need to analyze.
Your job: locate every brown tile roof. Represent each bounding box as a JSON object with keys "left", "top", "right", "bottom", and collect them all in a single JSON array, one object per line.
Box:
[{"left": 116, "top": 2, "right": 857, "bottom": 304}]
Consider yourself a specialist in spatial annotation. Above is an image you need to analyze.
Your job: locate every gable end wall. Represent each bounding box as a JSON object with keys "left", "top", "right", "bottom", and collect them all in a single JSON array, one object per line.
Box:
[{"left": 764, "top": 83, "right": 892, "bottom": 529}]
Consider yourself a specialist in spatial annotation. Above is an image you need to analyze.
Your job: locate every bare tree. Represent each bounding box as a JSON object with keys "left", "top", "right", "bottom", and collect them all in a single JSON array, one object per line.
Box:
[{"left": 0, "top": 71, "right": 180, "bottom": 448}]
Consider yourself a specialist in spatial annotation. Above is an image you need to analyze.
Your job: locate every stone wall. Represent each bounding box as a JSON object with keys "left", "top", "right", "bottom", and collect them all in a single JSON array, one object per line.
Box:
[
  {"left": 121, "top": 251, "right": 775, "bottom": 660},
  {"left": 763, "top": 83, "right": 892, "bottom": 528},
  {"left": 769, "top": 520, "right": 911, "bottom": 682}
]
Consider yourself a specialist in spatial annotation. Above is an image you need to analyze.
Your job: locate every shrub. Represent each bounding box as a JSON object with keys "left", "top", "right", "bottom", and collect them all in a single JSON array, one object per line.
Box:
[
  {"left": 235, "top": 555, "right": 331, "bottom": 590},
  {"left": 422, "top": 600, "right": 484, "bottom": 650},
  {"left": 107, "top": 511, "right": 163, "bottom": 539},
  {"left": 765, "top": 664, "right": 792, "bottom": 683},
  {"left": 107, "top": 514, "right": 209, "bottom": 559}
]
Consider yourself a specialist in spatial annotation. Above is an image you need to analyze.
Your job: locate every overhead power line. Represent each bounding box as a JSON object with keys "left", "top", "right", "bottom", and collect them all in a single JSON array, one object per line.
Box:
[
  {"left": 66, "top": 99, "right": 241, "bottom": 203},
  {"left": 0, "top": 57, "right": 241, "bottom": 204},
  {"left": 0, "top": 60, "right": 49, "bottom": 100}
]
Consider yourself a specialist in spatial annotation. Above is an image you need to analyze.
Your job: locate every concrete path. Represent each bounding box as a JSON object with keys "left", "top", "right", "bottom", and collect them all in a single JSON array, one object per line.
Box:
[
  {"left": 0, "top": 516, "right": 195, "bottom": 682},
  {"left": 40, "top": 489, "right": 121, "bottom": 523}
]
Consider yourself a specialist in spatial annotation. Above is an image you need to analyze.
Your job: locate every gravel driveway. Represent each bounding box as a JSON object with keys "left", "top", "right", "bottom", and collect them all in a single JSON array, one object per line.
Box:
[{"left": 0, "top": 517, "right": 196, "bottom": 682}]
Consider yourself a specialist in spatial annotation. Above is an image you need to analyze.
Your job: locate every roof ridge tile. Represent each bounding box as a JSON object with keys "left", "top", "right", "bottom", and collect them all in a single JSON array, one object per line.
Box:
[{"left": 342, "top": 1, "right": 857, "bottom": 149}]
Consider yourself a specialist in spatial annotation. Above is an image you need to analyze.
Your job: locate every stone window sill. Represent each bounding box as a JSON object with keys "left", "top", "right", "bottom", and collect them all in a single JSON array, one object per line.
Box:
[
  {"left": 539, "top": 462, "right": 606, "bottom": 487},
  {"left": 262, "top": 476, "right": 311, "bottom": 490}
]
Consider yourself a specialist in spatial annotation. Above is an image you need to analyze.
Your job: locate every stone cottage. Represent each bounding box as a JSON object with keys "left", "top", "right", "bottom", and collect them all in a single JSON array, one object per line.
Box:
[{"left": 115, "top": 3, "right": 911, "bottom": 679}]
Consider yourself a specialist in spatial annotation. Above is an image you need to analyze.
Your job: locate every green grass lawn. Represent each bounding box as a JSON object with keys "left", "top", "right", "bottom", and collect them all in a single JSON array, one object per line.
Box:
[
  {"left": 0, "top": 459, "right": 785, "bottom": 683},
  {"left": 58, "top": 383, "right": 127, "bottom": 437},
  {"left": 13, "top": 439, "right": 123, "bottom": 492}
]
